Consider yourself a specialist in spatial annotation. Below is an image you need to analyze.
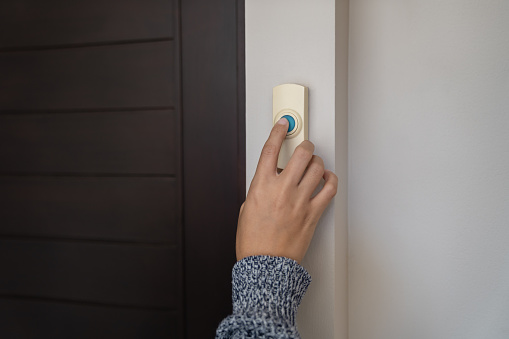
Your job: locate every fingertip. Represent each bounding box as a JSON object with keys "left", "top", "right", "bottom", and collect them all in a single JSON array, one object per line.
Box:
[
  {"left": 276, "top": 117, "right": 289, "bottom": 125},
  {"left": 271, "top": 119, "right": 289, "bottom": 137},
  {"left": 324, "top": 169, "right": 338, "bottom": 180},
  {"left": 300, "top": 140, "right": 315, "bottom": 151},
  {"left": 323, "top": 170, "right": 339, "bottom": 194}
]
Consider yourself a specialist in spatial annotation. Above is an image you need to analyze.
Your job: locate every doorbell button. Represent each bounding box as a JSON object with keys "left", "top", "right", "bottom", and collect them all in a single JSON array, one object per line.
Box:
[
  {"left": 282, "top": 115, "right": 296, "bottom": 133},
  {"left": 274, "top": 110, "right": 301, "bottom": 137}
]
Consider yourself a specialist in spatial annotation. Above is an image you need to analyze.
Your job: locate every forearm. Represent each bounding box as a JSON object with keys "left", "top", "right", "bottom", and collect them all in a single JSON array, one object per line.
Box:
[{"left": 215, "top": 255, "right": 311, "bottom": 339}]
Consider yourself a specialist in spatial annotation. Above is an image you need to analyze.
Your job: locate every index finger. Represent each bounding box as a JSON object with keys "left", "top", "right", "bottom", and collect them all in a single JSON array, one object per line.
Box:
[{"left": 254, "top": 118, "right": 289, "bottom": 177}]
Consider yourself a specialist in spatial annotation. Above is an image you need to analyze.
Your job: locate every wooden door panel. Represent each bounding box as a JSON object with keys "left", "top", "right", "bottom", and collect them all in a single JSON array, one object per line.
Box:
[
  {"left": 0, "top": 42, "right": 176, "bottom": 111},
  {"left": 0, "top": 0, "right": 175, "bottom": 49},
  {"left": 0, "top": 177, "right": 177, "bottom": 243},
  {"left": 0, "top": 110, "right": 177, "bottom": 174},
  {"left": 0, "top": 0, "right": 244, "bottom": 337},
  {"left": 0, "top": 299, "right": 177, "bottom": 339},
  {"left": 0, "top": 240, "right": 177, "bottom": 309}
]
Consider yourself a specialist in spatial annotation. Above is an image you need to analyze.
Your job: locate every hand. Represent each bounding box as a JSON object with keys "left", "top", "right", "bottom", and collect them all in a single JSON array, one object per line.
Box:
[{"left": 236, "top": 118, "right": 338, "bottom": 264}]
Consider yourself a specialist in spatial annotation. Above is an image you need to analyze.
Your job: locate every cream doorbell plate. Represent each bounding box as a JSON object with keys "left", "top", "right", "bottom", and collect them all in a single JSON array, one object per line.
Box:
[{"left": 273, "top": 83, "right": 309, "bottom": 169}]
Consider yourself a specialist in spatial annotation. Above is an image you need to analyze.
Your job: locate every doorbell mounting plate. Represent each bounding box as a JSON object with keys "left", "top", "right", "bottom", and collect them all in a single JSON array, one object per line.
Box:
[{"left": 273, "top": 83, "right": 309, "bottom": 169}]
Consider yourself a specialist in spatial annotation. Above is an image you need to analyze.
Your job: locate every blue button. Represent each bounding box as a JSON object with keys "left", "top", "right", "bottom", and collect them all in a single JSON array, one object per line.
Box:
[{"left": 282, "top": 115, "right": 296, "bottom": 133}]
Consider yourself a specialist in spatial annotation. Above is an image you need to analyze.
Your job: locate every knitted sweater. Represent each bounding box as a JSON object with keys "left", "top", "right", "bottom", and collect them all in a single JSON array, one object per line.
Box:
[{"left": 215, "top": 255, "right": 312, "bottom": 339}]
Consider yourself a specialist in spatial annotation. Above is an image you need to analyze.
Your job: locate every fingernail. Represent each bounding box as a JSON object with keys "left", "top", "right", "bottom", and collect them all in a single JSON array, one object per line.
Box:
[{"left": 277, "top": 118, "right": 288, "bottom": 125}]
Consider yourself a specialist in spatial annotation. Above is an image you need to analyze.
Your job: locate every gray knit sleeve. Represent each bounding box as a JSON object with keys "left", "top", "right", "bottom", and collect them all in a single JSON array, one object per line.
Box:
[{"left": 215, "top": 255, "right": 312, "bottom": 339}]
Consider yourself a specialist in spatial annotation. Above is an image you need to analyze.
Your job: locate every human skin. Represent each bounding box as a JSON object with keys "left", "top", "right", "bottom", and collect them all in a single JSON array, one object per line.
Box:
[{"left": 236, "top": 118, "right": 338, "bottom": 264}]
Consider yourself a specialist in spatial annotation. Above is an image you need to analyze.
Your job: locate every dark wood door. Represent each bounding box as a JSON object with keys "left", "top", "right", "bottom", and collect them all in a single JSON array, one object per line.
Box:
[{"left": 0, "top": 1, "right": 244, "bottom": 338}]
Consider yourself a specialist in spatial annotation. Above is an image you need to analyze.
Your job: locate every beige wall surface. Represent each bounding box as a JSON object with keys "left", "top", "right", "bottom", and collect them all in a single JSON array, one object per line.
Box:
[
  {"left": 246, "top": 1, "right": 348, "bottom": 338},
  {"left": 247, "top": 0, "right": 508, "bottom": 338},
  {"left": 349, "top": 1, "right": 509, "bottom": 338}
]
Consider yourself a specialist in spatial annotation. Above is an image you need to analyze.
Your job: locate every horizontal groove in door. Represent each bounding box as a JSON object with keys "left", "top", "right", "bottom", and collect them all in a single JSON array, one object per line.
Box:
[
  {"left": 0, "top": 177, "right": 178, "bottom": 243},
  {"left": 0, "top": 235, "right": 176, "bottom": 248},
  {"left": 0, "top": 106, "right": 175, "bottom": 114},
  {"left": 0, "top": 38, "right": 174, "bottom": 53},
  {"left": 0, "top": 298, "right": 177, "bottom": 338},
  {"left": 0, "top": 240, "right": 178, "bottom": 309},
  {"left": 0, "top": 41, "right": 176, "bottom": 110},
  {"left": 0, "top": 110, "right": 177, "bottom": 174},
  {"left": 0, "top": 173, "right": 176, "bottom": 178},
  {"left": 0, "top": 0, "right": 176, "bottom": 49}
]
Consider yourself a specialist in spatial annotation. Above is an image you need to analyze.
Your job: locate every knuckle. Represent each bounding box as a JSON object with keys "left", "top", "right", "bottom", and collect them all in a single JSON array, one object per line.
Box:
[
  {"left": 273, "top": 195, "right": 287, "bottom": 210},
  {"left": 313, "top": 155, "right": 324, "bottom": 166},
  {"left": 310, "top": 156, "right": 325, "bottom": 172},
  {"left": 309, "top": 163, "right": 325, "bottom": 178},
  {"left": 298, "top": 141, "right": 315, "bottom": 155},
  {"left": 271, "top": 193, "right": 289, "bottom": 212},
  {"left": 261, "top": 143, "right": 278, "bottom": 157},
  {"left": 301, "top": 140, "right": 315, "bottom": 152},
  {"left": 295, "top": 144, "right": 313, "bottom": 159}
]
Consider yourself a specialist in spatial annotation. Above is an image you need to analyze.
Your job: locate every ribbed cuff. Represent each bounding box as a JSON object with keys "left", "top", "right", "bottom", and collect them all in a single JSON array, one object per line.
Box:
[{"left": 232, "top": 255, "right": 312, "bottom": 327}]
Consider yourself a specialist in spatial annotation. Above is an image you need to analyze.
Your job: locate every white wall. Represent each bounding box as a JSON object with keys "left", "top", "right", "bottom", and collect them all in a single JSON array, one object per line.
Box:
[
  {"left": 246, "top": 1, "right": 348, "bottom": 338},
  {"left": 349, "top": 1, "right": 509, "bottom": 338}
]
